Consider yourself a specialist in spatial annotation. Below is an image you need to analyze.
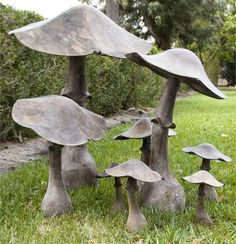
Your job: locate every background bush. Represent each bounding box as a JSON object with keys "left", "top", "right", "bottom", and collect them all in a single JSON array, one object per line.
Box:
[{"left": 0, "top": 5, "right": 163, "bottom": 141}]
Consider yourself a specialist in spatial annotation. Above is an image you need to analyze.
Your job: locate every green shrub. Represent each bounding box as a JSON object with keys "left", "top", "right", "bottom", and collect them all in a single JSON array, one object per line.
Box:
[{"left": 0, "top": 5, "right": 163, "bottom": 141}]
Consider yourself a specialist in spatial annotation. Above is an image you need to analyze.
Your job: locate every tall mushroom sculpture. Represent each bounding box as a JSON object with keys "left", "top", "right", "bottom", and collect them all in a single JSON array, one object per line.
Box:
[
  {"left": 126, "top": 48, "right": 226, "bottom": 211},
  {"left": 183, "top": 143, "right": 231, "bottom": 201},
  {"left": 11, "top": 95, "right": 106, "bottom": 217},
  {"left": 105, "top": 159, "right": 163, "bottom": 232},
  {"left": 114, "top": 118, "right": 176, "bottom": 165},
  {"left": 9, "top": 5, "right": 151, "bottom": 189}
]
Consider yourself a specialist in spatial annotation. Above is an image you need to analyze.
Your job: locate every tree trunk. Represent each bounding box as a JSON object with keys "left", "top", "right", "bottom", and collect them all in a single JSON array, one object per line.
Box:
[
  {"left": 140, "top": 78, "right": 186, "bottom": 211},
  {"left": 61, "top": 56, "right": 97, "bottom": 189},
  {"left": 106, "top": 0, "right": 119, "bottom": 23}
]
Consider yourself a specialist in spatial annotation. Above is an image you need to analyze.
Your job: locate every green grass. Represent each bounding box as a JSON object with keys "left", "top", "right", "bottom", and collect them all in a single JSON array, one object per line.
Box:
[{"left": 0, "top": 90, "right": 236, "bottom": 243}]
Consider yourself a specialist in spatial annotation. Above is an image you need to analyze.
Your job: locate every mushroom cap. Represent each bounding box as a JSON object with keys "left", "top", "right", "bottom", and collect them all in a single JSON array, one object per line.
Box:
[
  {"left": 97, "top": 162, "right": 119, "bottom": 178},
  {"left": 183, "top": 143, "right": 231, "bottom": 162},
  {"left": 9, "top": 5, "right": 151, "bottom": 58},
  {"left": 113, "top": 118, "right": 176, "bottom": 140},
  {"left": 12, "top": 95, "right": 106, "bottom": 146},
  {"left": 183, "top": 170, "right": 223, "bottom": 187},
  {"left": 105, "top": 159, "right": 163, "bottom": 182},
  {"left": 126, "top": 49, "right": 226, "bottom": 99}
]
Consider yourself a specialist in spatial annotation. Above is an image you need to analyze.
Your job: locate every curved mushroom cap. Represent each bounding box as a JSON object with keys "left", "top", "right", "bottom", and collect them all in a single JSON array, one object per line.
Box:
[
  {"left": 113, "top": 118, "right": 176, "bottom": 140},
  {"left": 97, "top": 162, "right": 119, "bottom": 178},
  {"left": 9, "top": 5, "right": 151, "bottom": 58},
  {"left": 12, "top": 95, "right": 106, "bottom": 146},
  {"left": 183, "top": 143, "right": 231, "bottom": 162},
  {"left": 126, "top": 48, "right": 226, "bottom": 99},
  {"left": 183, "top": 170, "right": 223, "bottom": 187},
  {"left": 105, "top": 159, "right": 163, "bottom": 182}
]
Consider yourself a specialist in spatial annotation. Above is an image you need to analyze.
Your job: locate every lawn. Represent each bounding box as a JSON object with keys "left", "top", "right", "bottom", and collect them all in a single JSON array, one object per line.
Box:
[{"left": 0, "top": 90, "right": 235, "bottom": 243}]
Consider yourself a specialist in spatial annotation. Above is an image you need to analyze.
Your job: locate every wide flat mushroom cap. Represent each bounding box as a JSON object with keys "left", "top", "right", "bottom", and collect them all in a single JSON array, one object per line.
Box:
[
  {"left": 97, "top": 162, "right": 119, "bottom": 178},
  {"left": 126, "top": 48, "right": 226, "bottom": 99},
  {"left": 183, "top": 170, "right": 223, "bottom": 187},
  {"left": 105, "top": 159, "right": 163, "bottom": 182},
  {"left": 113, "top": 118, "right": 176, "bottom": 140},
  {"left": 9, "top": 5, "right": 151, "bottom": 58},
  {"left": 183, "top": 143, "right": 231, "bottom": 162},
  {"left": 12, "top": 95, "right": 106, "bottom": 146}
]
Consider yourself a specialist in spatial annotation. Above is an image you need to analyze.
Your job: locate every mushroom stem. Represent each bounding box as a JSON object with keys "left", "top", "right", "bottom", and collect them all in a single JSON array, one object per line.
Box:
[
  {"left": 200, "top": 158, "right": 218, "bottom": 201},
  {"left": 140, "top": 137, "right": 151, "bottom": 165},
  {"left": 112, "top": 177, "right": 125, "bottom": 211},
  {"left": 196, "top": 183, "right": 213, "bottom": 224},
  {"left": 41, "top": 143, "right": 72, "bottom": 217},
  {"left": 61, "top": 56, "right": 97, "bottom": 189},
  {"left": 126, "top": 177, "right": 147, "bottom": 232},
  {"left": 141, "top": 78, "right": 185, "bottom": 211}
]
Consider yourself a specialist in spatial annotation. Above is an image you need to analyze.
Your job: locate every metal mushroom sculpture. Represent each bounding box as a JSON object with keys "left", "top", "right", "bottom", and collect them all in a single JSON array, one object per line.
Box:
[
  {"left": 11, "top": 95, "right": 106, "bottom": 217},
  {"left": 183, "top": 170, "right": 223, "bottom": 224},
  {"left": 97, "top": 163, "right": 125, "bottom": 211},
  {"left": 9, "top": 5, "right": 151, "bottom": 189},
  {"left": 105, "top": 159, "right": 163, "bottom": 232},
  {"left": 113, "top": 118, "right": 176, "bottom": 165},
  {"left": 183, "top": 143, "right": 231, "bottom": 201},
  {"left": 126, "top": 48, "right": 226, "bottom": 211}
]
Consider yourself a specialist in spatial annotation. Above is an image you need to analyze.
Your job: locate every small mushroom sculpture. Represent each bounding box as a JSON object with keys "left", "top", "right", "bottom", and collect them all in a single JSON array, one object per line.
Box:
[
  {"left": 105, "top": 159, "right": 163, "bottom": 232},
  {"left": 11, "top": 95, "right": 106, "bottom": 217},
  {"left": 126, "top": 48, "right": 226, "bottom": 211},
  {"left": 183, "top": 170, "right": 223, "bottom": 224},
  {"left": 97, "top": 163, "right": 125, "bottom": 211},
  {"left": 114, "top": 118, "right": 176, "bottom": 165},
  {"left": 183, "top": 143, "right": 231, "bottom": 201},
  {"left": 9, "top": 5, "right": 151, "bottom": 189}
]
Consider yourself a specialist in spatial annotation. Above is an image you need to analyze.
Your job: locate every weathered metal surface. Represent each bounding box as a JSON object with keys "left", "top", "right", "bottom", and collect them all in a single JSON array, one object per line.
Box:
[
  {"left": 183, "top": 170, "right": 223, "bottom": 187},
  {"left": 113, "top": 118, "right": 176, "bottom": 140},
  {"left": 105, "top": 159, "right": 163, "bottom": 182},
  {"left": 12, "top": 95, "right": 106, "bottom": 146},
  {"left": 126, "top": 48, "right": 226, "bottom": 99},
  {"left": 9, "top": 5, "right": 151, "bottom": 58},
  {"left": 183, "top": 143, "right": 231, "bottom": 162}
]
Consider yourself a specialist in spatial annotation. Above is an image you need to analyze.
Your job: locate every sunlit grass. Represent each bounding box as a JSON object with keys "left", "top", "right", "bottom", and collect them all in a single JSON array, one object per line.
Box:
[{"left": 0, "top": 90, "right": 235, "bottom": 243}]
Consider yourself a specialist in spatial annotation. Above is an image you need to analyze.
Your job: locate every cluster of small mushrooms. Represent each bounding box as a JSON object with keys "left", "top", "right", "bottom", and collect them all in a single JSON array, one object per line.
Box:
[{"left": 9, "top": 5, "right": 231, "bottom": 232}]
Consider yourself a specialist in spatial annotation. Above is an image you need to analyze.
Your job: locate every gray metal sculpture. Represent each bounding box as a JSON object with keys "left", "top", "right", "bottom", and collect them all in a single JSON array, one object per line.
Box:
[
  {"left": 183, "top": 143, "right": 231, "bottom": 201},
  {"left": 97, "top": 162, "right": 125, "bottom": 211},
  {"left": 9, "top": 5, "right": 151, "bottom": 189},
  {"left": 114, "top": 118, "right": 176, "bottom": 165},
  {"left": 12, "top": 95, "right": 106, "bottom": 217},
  {"left": 105, "top": 159, "right": 163, "bottom": 232},
  {"left": 183, "top": 170, "right": 223, "bottom": 224},
  {"left": 126, "top": 48, "right": 226, "bottom": 211}
]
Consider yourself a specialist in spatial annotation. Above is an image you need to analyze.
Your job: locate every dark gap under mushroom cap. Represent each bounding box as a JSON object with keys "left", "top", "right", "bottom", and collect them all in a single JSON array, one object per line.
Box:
[
  {"left": 183, "top": 170, "right": 223, "bottom": 187},
  {"left": 113, "top": 118, "right": 176, "bottom": 140},
  {"left": 105, "top": 159, "right": 163, "bottom": 182},
  {"left": 12, "top": 95, "right": 106, "bottom": 146},
  {"left": 9, "top": 5, "right": 151, "bottom": 58},
  {"left": 126, "top": 49, "right": 226, "bottom": 99},
  {"left": 183, "top": 143, "right": 231, "bottom": 162}
]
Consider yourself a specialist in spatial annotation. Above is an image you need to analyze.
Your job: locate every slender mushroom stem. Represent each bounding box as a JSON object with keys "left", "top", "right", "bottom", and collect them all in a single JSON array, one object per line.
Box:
[
  {"left": 140, "top": 137, "right": 151, "bottom": 165},
  {"left": 196, "top": 183, "right": 213, "bottom": 224},
  {"left": 41, "top": 143, "right": 72, "bottom": 217},
  {"left": 141, "top": 77, "right": 185, "bottom": 210},
  {"left": 61, "top": 56, "right": 97, "bottom": 189},
  {"left": 112, "top": 177, "right": 125, "bottom": 211},
  {"left": 200, "top": 158, "right": 218, "bottom": 201},
  {"left": 126, "top": 177, "right": 147, "bottom": 232}
]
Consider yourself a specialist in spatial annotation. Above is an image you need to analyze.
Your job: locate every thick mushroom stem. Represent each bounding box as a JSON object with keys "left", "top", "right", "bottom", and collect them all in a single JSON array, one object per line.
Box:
[
  {"left": 61, "top": 56, "right": 97, "bottom": 188},
  {"left": 200, "top": 158, "right": 218, "bottom": 201},
  {"left": 41, "top": 143, "right": 72, "bottom": 217},
  {"left": 112, "top": 177, "right": 125, "bottom": 211},
  {"left": 141, "top": 78, "right": 185, "bottom": 211},
  {"left": 196, "top": 183, "right": 213, "bottom": 224},
  {"left": 140, "top": 137, "right": 151, "bottom": 165},
  {"left": 126, "top": 177, "right": 147, "bottom": 232}
]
